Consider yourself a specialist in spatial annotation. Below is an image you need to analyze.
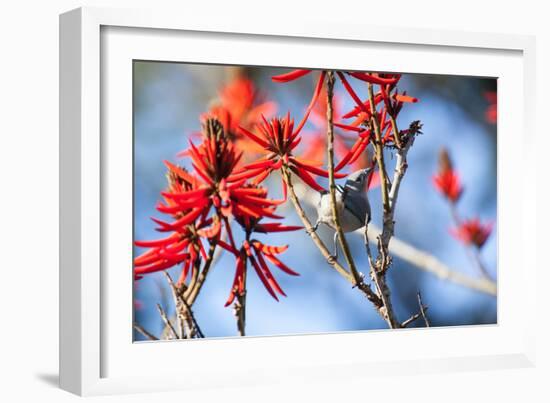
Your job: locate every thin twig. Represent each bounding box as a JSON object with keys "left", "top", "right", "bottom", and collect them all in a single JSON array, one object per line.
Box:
[
  {"left": 156, "top": 303, "right": 179, "bottom": 339},
  {"left": 417, "top": 291, "right": 430, "bottom": 327},
  {"left": 163, "top": 272, "right": 186, "bottom": 338},
  {"left": 401, "top": 313, "right": 422, "bottom": 328},
  {"left": 389, "top": 114, "right": 403, "bottom": 149},
  {"left": 133, "top": 323, "right": 159, "bottom": 341}
]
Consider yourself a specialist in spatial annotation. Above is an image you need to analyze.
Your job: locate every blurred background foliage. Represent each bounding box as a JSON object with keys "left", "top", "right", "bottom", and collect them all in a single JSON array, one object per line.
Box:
[{"left": 133, "top": 61, "right": 497, "bottom": 340}]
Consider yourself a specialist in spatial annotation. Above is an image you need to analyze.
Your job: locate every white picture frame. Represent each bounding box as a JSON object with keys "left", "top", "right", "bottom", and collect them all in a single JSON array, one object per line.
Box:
[{"left": 59, "top": 6, "right": 537, "bottom": 396}]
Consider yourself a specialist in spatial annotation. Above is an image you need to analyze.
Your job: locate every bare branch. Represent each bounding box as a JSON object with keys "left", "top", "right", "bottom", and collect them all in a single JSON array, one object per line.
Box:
[
  {"left": 325, "top": 71, "right": 362, "bottom": 286},
  {"left": 417, "top": 292, "right": 430, "bottom": 327},
  {"left": 163, "top": 272, "right": 185, "bottom": 338},
  {"left": 133, "top": 323, "right": 158, "bottom": 341},
  {"left": 164, "top": 272, "right": 205, "bottom": 339},
  {"left": 156, "top": 303, "right": 179, "bottom": 339},
  {"left": 400, "top": 292, "right": 430, "bottom": 327},
  {"left": 363, "top": 224, "right": 496, "bottom": 295}
]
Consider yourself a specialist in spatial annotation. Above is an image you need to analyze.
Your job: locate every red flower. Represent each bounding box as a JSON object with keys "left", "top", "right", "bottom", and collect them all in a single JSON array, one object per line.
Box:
[
  {"left": 432, "top": 149, "right": 463, "bottom": 203},
  {"left": 484, "top": 91, "right": 497, "bottom": 124},
  {"left": 200, "top": 77, "right": 277, "bottom": 161},
  {"left": 204, "top": 76, "right": 276, "bottom": 138},
  {"left": 237, "top": 114, "right": 346, "bottom": 193},
  {"left": 272, "top": 70, "right": 326, "bottom": 136},
  {"left": 451, "top": 218, "right": 493, "bottom": 248},
  {"left": 222, "top": 239, "right": 299, "bottom": 307},
  {"left": 433, "top": 170, "right": 462, "bottom": 203}
]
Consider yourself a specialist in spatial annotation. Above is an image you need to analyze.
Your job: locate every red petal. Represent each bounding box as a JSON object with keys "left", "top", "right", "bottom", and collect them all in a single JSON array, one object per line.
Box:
[
  {"left": 134, "top": 253, "right": 161, "bottom": 267},
  {"left": 225, "top": 256, "right": 244, "bottom": 307},
  {"left": 249, "top": 254, "right": 278, "bottom": 301},
  {"left": 255, "top": 251, "right": 286, "bottom": 297},
  {"left": 293, "top": 71, "right": 326, "bottom": 136},
  {"left": 271, "top": 69, "right": 312, "bottom": 83},
  {"left": 163, "top": 160, "right": 196, "bottom": 183},
  {"left": 242, "top": 158, "right": 276, "bottom": 171},
  {"left": 135, "top": 260, "right": 175, "bottom": 275},
  {"left": 254, "top": 223, "right": 302, "bottom": 233},
  {"left": 162, "top": 187, "right": 209, "bottom": 201},
  {"left": 290, "top": 157, "right": 346, "bottom": 179},
  {"left": 251, "top": 168, "right": 272, "bottom": 185},
  {"left": 227, "top": 167, "right": 268, "bottom": 183},
  {"left": 394, "top": 94, "right": 418, "bottom": 103},
  {"left": 218, "top": 240, "right": 239, "bottom": 255},
  {"left": 237, "top": 126, "right": 271, "bottom": 148},
  {"left": 251, "top": 241, "right": 288, "bottom": 255},
  {"left": 290, "top": 165, "right": 326, "bottom": 192},
  {"left": 348, "top": 72, "right": 400, "bottom": 85},
  {"left": 134, "top": 234, "right": 179, "bottom": 247},
  {"left": 334, "top": 122, "right": 366, "bottom": 133},
  {"left": 337, "top": 72, "right": 370, "bottom": 115},
  {"left": 263, "top": 253, "right": 300, "bottom": 276},
  {"left": 347, "top": 139, "right": 369, "bottom": 165}
]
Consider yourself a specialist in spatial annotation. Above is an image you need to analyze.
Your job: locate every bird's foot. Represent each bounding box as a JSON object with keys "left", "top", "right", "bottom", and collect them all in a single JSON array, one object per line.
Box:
[
  {"left": 326, "top": 254, "right": 337, "bottom": 265},
  {"left": 306, "top": 223, "right": 319, "bottom": 236}
]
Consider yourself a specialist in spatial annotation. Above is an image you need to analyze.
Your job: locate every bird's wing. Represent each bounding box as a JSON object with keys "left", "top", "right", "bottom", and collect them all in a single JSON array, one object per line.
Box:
[{"left": 343, "top": 194, "right": 370, "bottom": 225}]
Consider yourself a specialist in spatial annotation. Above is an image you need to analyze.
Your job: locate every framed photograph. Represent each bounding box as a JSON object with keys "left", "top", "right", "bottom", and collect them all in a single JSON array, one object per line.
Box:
[{"left": 59, "top": 7, "right": 536, "bottom": 396}]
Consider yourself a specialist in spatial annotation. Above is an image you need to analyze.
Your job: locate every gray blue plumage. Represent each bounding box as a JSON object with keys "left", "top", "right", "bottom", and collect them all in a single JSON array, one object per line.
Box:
[{"left": 309, "top": 168, "right": 372, "bottom": 260}]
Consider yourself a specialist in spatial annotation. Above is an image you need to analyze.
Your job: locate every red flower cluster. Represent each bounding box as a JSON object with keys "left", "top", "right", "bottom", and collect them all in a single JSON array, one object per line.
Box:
[
  {"left": 134, "top": 118, "right": 301, "bottom": 304},
  {"left": 237, "top": 113, "right": 346, "bottom": 193},
  {"left": 451, "top": 218, "right": 493, "bottom": 248},
  {"left": 432, "top": 149, "right": 463, "bottom": 203},
  {"left": 220, "top": 239, "right": 300, "bottom": 306}
]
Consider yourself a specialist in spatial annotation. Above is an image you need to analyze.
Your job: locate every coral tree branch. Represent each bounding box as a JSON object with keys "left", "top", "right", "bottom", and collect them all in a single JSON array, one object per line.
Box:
[{"left": 325, "top": 72, "right": 362, "bottom": 286}]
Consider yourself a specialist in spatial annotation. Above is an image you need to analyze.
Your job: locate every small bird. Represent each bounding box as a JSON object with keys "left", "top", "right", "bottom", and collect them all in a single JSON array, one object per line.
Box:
[{"left": 309, "top": 168, "right": 372, "bottom": 260}]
